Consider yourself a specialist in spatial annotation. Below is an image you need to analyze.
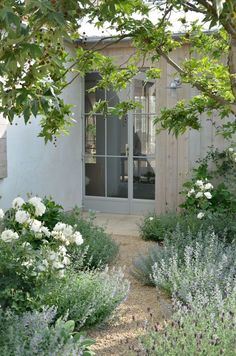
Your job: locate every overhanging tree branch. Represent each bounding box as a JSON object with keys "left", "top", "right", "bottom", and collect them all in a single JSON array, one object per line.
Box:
[{"left": 157, "top": 48, "right": 236, "bottom": 115}]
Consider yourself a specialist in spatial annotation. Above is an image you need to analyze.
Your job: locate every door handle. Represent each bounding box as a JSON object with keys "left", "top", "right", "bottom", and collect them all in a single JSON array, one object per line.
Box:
[{"left": 125, "top": 144, "right": 129, "bottom": 156}]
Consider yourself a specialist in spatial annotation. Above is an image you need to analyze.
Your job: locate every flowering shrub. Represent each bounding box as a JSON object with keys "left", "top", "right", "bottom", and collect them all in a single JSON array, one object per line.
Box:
[
  {"left": 0, "top": 307, "right": 94, "bottom": 355},
  {"left": 0, "top": 196, "right": 83, "bottom": 311},
  {"left": 181, "top": 146, "right": 236, "bottom": 218},
  {"left": 61, "top": 208, "right": 119, "bottom": 269}
]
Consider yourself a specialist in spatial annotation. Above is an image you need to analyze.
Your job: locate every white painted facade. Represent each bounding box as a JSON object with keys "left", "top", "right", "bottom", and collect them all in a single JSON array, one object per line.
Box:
[{"left": 0, "top": 56, "right": 83, "bottom": 211}]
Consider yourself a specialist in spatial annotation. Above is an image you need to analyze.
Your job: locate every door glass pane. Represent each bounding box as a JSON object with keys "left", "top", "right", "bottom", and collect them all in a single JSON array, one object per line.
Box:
[
  {"left": 134, "top": 77, "right": 156, "bottom": 114},
  {"left": 107, "top": 157, "right": 128, "bottom": 198},
  {"left": 107, "top": 87, "right": 129, "bottom": 156},
  {"left": 107, "top": 115, "right": 128, "bottom": 156},
  {"left": 85, "top": 156, "right": 105, "bottom": 196},
  {"left": 133, "top": 115, "right": 156, "bottom": 156},
  {"left": 85, "top": 72, "right": 105, "bottom": 113},
  {"left": 133, "top": 158, "right": 155, "bottom": 200},
  {"left": 85, "top": 115, "right": 105, "bottom": 155}
]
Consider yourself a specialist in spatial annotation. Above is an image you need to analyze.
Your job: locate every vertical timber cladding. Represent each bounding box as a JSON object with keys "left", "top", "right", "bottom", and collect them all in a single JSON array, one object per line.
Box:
[
  {"left": 155, "top": 45, "right": 190, "bottom": 215},
  {"left": 88, "top": 40, "right": 230, "bottom": 213},
  {"left": 0, "top": 116, "right": 7, "bottom": 179}
]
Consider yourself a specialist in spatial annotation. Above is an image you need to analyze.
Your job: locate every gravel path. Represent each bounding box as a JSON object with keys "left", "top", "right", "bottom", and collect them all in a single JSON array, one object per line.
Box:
[{"left": 89, "top": 234, "right": 172, "bottom": 355}]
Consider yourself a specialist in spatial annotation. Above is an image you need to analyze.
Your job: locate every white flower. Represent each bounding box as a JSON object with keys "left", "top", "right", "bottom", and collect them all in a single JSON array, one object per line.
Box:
[
  {"left": 28, "top": 197, "right": 46, "bottom": 217},
  {"left": 197, "top": 212, "right": 205, "bottom": 219},
  {"left": 187, "top": 188, "right": 195, "bottom": 197},
  {"left": 1, "top": 229, "right": 19, "bottom": 242},
  {"left": 52, "top": 261, "right": 64, "bottom": 269},
  {"left": 0, "top": 209, "right": 4, "bottom": 219},
  {"left": 15, "top": 210, "right": 30, "bottom": 224},
  {"left": 195, "top": 192, "right": 203, "bottom": 199},
  {"left": 72, "top": 231, "right": 83, "bottom": 246},
  {"left": 52, "top": 222, "right": 73, "bottom": 245},
  {"left": 53, "top": 222, "right": 67, "bottom": 232},
  {"left": 22, "top": 241, "right": 31, "bottom": 248},
  {"left": 228, "top": 147, "right": 234, "bottom": 153},
  {"left": 22, "top": 259, "right": 33, "bottom": 268},
  {"left": 40, "top": 226, "right": 50, "bottom": 237},
  {"left": 12, "top": 197, "right": 25, "bottom": 209},
  {"left": 58, "top": 245, "right": 67, "bottom": 255},
  {"left": 62, "top": 256, "right": 70, "bottom": 266},
  {"left": 195, "top": 180, "right": 204, "bottom": 188},
  {"left": 30, "top": 219, "right": 42, "bottom": 233},
  {"left": 149, "top": 217, "right": 154, "bottom": 221},
  {"left": 204, "top": 191, "right": 212, "bottom": 199},
  {"left": 204, "top": 183, "right": 213, "bottom": 190}
]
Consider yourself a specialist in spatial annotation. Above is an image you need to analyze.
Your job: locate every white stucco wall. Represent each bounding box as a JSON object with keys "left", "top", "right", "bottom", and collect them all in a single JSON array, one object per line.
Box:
[{"left": 0, "top": 49, "right": 83, "bottom": 211}]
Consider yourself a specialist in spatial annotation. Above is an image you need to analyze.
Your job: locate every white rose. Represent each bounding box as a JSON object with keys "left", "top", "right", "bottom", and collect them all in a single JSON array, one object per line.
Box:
[
  {"left": 30, "top": 219, "right": 42, "bottom": 233},
  {"left": 187, "top": 188, "right": 195, "bottom": 197},
  {"left": 53, "top": 222, "right": 67, "bottom": 232},
  {"left": 28, "top": 197, "right": 46, "bottom": 217},
  {"left": 52, "top": 261, "right": 64, "bottom": 269},
  {"left": 204, "top": 183, "right": 213, "bottom": 190},
  {"left": 1, "top": 229, "right": 19, "bottom": 242},
  {"left": 12, "top": 197, "right": 25, "bottom": 209},
  {"left": 15, "top": 210, "right": 30, "bottom": 224},
  {"left": 204, "top": 192, "right": 212, "bottom": 199},
  {"left": 195, "top": 192, "right": 203, "bottom": 199},
  {"left": 149, "top": 217, "right": 154, "bottom": 221},
  {"left": 40, "top": 226, "right": 50, "bottom": 237},
  {"left": 58, "top": 245, "right": 67, "bottom": 255},
  {"left": 197, "top": 212, "right": 205, "bottom": 219},
  {"left": 0, "top": 209, "right": 4, "bottom": 219},
  {"left": 228, "top": 147, "right": 234, "bottom": 153},
  {"left": 63, "top": 225, "right": 73, "bottom": 237},
  {"left": 72, "top": 231, "right": 83, "bottom": 246},
  {"left": 195, "top": 180, "right": 204, "bottom": 188}
]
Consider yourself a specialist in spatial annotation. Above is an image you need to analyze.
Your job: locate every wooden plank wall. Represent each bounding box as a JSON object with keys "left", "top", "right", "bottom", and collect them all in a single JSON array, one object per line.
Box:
[
  {"left": 0, "top": 115, "right": 8, "bottom": 179},
  {"left": 93, "top": 40, "right": 231, "bottom": 214}
]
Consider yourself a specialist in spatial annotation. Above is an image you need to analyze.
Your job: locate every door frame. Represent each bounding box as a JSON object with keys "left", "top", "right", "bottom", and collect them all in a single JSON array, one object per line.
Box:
[{"left": 82, "top": 72, "right": 156, "bottom": 215}]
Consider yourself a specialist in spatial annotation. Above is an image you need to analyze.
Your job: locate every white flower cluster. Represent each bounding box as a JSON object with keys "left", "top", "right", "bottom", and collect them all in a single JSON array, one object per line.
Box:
[
  {"left": 52, "top": 222, "right": 83, "bottom": 246},
  {"left": 12, "top": 196, "right": 46, "bottom": 217},
  {"left": 1, "top": 229, "right": 19, "bottom": 242},
  {"left": 228, "top": 147, "right": 236, "bottom": 162},
  {"left": 187, "top": 179, "right": 213, "bottom": 200}
]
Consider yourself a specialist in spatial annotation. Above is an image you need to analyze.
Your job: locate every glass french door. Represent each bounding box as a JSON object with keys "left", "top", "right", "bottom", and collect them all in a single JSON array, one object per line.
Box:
[{"left": 83, "top": 72, "right": 156, "bottom": 214}]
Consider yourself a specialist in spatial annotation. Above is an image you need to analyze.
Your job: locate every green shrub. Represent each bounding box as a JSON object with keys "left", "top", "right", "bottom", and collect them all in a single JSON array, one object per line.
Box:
[
  {"left": 35, "top": 267, "right": 129, "bottom": 329},
  {"left": 140, "top": 210, "right": 236, "bottom": 243},
  {"left": 61, "top": 209, "right": 119, "bottom": 269},
  {"left": 0, "top": 307, "right": 94, "bottom": 356},
  {"left": 139, "top": 213, "right": 182, "bottom": 241},
  {"left": 141, "top": 288, "right": 236, "bottom": 355}
]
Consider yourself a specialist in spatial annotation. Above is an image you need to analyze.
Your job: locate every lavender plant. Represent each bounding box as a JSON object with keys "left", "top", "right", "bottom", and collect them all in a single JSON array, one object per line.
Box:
[
  {"left": 35, "top": 267, "right": 130, "bottom": 329},
  {"left": 141, "top": 287, "right": 236, "bottom": 355},
  {"left": 0, "top": 307, "right": 94, "bottom": 355},
  {"left": 152, "top": 231, "right": 236, "bottom": 303}
]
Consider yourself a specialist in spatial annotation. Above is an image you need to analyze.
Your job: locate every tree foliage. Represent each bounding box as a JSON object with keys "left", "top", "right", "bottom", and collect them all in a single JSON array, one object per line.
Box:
[{"left": 1, "top": 0, "right": 236, "bottom": 140}]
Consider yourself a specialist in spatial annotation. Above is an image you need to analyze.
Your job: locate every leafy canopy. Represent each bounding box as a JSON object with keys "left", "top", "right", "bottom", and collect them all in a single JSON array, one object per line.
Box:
[{"left": 1, "top": 0, "right": 236, "bottom": 141}]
